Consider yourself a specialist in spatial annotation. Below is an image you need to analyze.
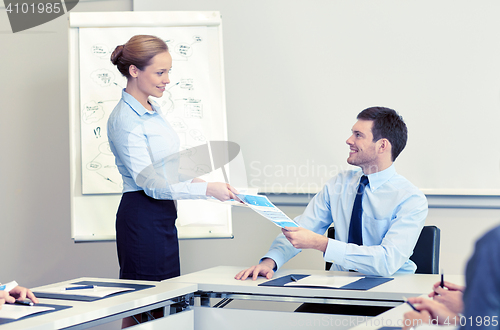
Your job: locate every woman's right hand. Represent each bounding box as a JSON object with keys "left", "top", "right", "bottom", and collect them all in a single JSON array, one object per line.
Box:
[{"left": 206, "top": 182, "right": 239, "bottom": 201}]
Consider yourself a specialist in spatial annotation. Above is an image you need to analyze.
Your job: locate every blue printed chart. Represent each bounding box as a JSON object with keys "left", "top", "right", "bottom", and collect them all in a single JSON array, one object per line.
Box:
[{"left": 237, "top": 194, "right": 299, "bottom": 228}]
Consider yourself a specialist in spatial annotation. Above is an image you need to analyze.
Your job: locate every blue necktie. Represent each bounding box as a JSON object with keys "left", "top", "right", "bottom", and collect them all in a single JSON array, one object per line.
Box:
[{"left": 348, "top": 175, "right": 369, "bottom": 245}]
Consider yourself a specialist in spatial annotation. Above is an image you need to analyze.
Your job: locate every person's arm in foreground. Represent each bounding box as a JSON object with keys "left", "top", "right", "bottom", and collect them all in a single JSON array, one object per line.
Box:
[
  {"left": 460, "top": 226, "right": 500, "bottom": 330},
  {"left": 428, "top": 281, "right": 465, "bottom": 314},
  {"left": 0, "top": 286, "right": 39, "bottom": 309},
  {"left": 403, "top": 297, "right": 459, "bottom": 329}
]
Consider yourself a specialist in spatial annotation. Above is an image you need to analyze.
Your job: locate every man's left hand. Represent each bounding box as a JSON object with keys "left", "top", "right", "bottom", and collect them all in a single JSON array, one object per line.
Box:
[{"left": 282, "top": 227, "right": 328, "bottom": 252}]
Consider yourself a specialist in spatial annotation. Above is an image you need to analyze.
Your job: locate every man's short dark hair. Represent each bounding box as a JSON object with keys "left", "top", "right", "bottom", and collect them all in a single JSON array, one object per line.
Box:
[{"left": 357, "top": 107, "right": 408, "bottom": 161}]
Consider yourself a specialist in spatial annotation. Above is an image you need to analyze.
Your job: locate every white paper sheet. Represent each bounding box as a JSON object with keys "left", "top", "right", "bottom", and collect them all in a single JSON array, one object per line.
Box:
[
  {"left": 0, "top": 281, "right": 18, "bottom": 292},
  {"left": 34, "top": 285, "right": 135, "bottom": 298},
  {"left": 284, "top": 275, "right": 362, "bottom": 288},
  {"left": 0, "top": 304, "right": 55, "bottom": 320}
]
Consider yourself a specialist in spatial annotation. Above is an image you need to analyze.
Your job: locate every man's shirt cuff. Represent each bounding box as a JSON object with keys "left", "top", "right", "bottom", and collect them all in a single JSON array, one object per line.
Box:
[{"left": 324, "top": 238, "right": 347, "bottom": 267}]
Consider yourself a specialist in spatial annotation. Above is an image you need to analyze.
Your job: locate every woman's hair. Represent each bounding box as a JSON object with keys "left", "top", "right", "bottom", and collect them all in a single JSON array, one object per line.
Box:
[{"left": 110, "top": 35, "right": 168, "bottom": 78}]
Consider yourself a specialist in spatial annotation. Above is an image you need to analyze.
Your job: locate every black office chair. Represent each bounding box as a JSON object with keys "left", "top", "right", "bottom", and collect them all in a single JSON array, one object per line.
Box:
[
  {"left": 409, "top": 225, "right": 441, "bottom": 274},
  {"left": 325, "top": 225, "right": 441, "bottom": 274}
]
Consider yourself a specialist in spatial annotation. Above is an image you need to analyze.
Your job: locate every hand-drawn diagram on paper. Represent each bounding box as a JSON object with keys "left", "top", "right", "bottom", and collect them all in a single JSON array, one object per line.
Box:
[{"left": 78, "top": 27, "right": 211, "bottom": 194}]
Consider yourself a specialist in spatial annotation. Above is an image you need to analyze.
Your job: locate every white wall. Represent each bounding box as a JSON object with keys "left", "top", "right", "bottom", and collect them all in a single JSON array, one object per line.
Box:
[
  {"left": 1, "top": 0, "right": 499, "bottom": 299},
  {"left": 134, "top": 0, "right": 500, "bottom": 196}
]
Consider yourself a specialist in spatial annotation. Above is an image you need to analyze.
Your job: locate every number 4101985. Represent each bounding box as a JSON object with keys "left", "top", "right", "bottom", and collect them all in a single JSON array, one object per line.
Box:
[{"left": 6, "top": 2, "right": 62, "bottom": 14}]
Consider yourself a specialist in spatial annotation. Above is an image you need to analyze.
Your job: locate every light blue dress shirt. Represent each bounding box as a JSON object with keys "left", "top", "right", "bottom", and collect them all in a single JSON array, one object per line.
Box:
[
  {"left": 107, "top": 90, "right": 208, "bottom": 200},
  {"left": 263, "top": 164, "right": 428, "bottom": 277}
]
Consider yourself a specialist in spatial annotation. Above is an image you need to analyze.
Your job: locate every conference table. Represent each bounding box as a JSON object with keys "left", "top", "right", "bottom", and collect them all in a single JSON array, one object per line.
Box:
[
  {"left": 0, "top": 266, "right": 464, "bottom": 329},
  {"left": 0, "top": 277, "right": 196, "bottom": 329},
  {"left": 167, "top": 266, "right": 464, "bottom": 330}
]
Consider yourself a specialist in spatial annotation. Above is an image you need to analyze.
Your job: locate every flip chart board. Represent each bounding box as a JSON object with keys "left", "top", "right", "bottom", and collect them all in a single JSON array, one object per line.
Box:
[{"left": 69, "top": 11, "right": 235, "bottom": 241}]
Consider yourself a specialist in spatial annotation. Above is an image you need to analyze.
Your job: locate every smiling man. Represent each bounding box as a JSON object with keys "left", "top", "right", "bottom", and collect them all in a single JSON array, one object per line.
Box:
[{"left": 235, "top": 107, "right": 428, "bottom": 283}]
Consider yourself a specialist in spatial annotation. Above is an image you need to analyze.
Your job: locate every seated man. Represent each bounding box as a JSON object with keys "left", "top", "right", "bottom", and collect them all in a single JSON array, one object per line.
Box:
[
  {"left": 403, "top": 225, "right": 500, "bottom": 330},
  {"left": 235, "top": 107, "right": 428, "bottom": 313}
]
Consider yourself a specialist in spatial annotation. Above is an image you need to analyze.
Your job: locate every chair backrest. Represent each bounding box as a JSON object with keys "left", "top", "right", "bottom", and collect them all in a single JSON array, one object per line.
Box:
[
  {"left": 325, "top": 227, "right": 336, "bottom": 271},
  {"left": 409, "top": 225, "right": 441, "bottom": 274},
  {"left": 325, "top": 225, "right": 441, "bottom": 274}
]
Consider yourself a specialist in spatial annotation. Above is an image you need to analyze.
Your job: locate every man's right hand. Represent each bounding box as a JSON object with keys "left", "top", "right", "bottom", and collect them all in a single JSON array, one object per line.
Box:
[{"left": 234, "top": 258, "right": 276, "bottom": 281}]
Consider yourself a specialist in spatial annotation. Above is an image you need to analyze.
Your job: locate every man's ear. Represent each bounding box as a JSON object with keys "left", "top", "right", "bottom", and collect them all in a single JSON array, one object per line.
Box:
[
  {"left": 378, "top": 138, "right": 391, "bottom": 154},
  {"left": 129, "top": 65, "right": 139, "bottom": 78}
]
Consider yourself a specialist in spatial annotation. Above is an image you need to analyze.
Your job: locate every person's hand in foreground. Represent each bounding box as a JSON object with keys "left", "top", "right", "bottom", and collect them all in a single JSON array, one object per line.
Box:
[
  {"left": 403, "top": 296, "right": 459, "bottom": 329},
  {"left": 0, "top": 286, "right": 39, "bottom": 310},
  {"left": 428, "top": 281, "right": 465, "bottom": 314}
]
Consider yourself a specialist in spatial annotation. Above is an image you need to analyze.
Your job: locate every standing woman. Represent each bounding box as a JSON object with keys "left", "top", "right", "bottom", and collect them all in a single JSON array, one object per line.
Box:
[{"left": 108, "top": 35, "right": 237, "bottom": 283}]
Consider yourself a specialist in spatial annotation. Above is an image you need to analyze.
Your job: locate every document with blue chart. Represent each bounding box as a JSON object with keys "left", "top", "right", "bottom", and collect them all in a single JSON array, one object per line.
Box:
[{"left": 237, "top": 194, "right": 300, "bottom": 228}]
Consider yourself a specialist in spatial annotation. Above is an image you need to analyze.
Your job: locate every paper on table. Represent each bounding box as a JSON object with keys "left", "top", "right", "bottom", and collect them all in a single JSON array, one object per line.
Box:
[
  {"left": 236, "top": 193, "right": 300, "bottom": 228},
  {"left": 0, "top": 281, "right": 18, "bottom": 292},
  {"left": 34, "top": 285, "right": 135, "bottom": 298},
  {"left": 284, "top": 275, "right": 362, "bottom": 288},
  {"left": 0, "top": 304, "right": 55, "bottom": 320}
]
